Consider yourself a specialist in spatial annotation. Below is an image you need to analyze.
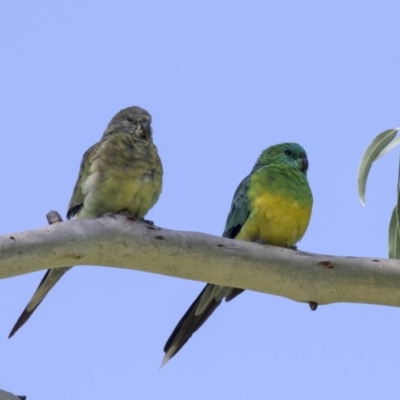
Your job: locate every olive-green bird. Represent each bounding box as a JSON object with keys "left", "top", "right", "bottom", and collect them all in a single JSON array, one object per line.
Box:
[
  {"left": 162, "top": 142, "right": 312, "bottom": 365},
  {"left": 9, "top": 106, "right": 163, "bottom": 338}
]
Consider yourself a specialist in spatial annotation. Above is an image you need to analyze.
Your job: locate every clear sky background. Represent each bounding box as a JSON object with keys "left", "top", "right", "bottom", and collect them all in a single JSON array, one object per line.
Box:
[{"left": 1, "top": 1, "right": 400, "bottom": 399}]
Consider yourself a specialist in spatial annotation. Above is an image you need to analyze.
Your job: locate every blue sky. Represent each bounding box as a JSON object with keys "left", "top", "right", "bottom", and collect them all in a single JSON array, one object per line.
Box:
[{"left": 1, "top": 1, "right": 400, "bottom": 399}]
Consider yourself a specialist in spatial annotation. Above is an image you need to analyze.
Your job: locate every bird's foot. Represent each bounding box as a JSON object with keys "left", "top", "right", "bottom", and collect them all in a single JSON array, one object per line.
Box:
[
  {"left": 290, "top": 245, "right": 298, "bottom": 251},
  {"left": 139, "top": 217, "right": 160, "bottom": 230},
  {"left": 255, "top": 239, "right": 268, "bottom": 245},
  {"left": 140, "top": 217, "right": 154, "bottom": 226},
  {"left": 101, "top": 212, "right": 160, "bottom": 229},
  {"left": 101, "top": 211, "right": 136, "bottom": 220},
  {"left": 308, "top": 301, "right": 318, "bottom": 311}
]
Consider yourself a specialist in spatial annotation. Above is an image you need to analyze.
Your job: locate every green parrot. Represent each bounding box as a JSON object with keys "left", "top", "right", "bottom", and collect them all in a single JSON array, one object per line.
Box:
[
  {"left": 162, "top": 142, "right": 312, "bottom": 365},
  {"left": 9, "top": 106, "right": 163, "bottom": 338}
]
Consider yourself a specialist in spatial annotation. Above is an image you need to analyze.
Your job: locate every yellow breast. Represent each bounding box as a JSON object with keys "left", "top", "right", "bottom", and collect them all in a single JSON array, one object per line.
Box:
[{"left": 235, "top": 168, "right": 312, "bottom": 247}]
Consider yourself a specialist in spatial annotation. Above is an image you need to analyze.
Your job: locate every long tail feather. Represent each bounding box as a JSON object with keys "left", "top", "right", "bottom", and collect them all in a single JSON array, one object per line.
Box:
[
  {"left": 162, "top": 283, "right": 242, "bottom": 366},
  {"left": 9, "top": 267, "right": 71, "bottom": 338}
]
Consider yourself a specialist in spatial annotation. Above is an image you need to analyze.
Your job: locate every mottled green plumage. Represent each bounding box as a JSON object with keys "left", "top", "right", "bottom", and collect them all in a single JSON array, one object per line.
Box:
[
  {"left": 9, "top": 106, "right": 163, "bottom": 338},
  {"left": 67, "top": 106, "right": 162, "bottom": 219},
  {"left": 162, "top": 142, "right": 313, "bottom": 365}
]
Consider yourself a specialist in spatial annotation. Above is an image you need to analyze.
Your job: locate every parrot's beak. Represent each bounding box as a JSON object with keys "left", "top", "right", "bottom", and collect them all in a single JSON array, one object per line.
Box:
[{"left": 301, "top": 156, "right": 309, "bottom": 173}]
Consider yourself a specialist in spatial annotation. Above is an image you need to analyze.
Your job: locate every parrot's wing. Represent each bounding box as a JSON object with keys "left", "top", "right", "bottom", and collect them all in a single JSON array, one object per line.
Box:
[
  {"left": 9, "top": 267, "right": 71, "bottom": 338},
  {"left": 222, "top": 173, "right": 251, "bottom": 239},
  {"left": 66, "top": 142, "right": 100, "bottom": 219}
]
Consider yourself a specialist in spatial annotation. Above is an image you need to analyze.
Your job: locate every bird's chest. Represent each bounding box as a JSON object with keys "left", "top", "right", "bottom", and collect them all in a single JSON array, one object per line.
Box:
[
  {"left": 250, "top": 193, "right": 310, "bottom": 246},
  {"left": 238, "top": 174, "right": 312, "bottom": 246},
  {"left": 81, "top": 137, "right": 162, "bottom": 218}
]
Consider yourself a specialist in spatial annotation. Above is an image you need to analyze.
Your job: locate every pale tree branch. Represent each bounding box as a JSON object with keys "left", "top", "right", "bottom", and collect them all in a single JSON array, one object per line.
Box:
[
  {"left": 1, "top": 213, "right": 400, "bottom": 308},
  {"left": 0, "top": 389, "right": 26, "bottom": 400}
]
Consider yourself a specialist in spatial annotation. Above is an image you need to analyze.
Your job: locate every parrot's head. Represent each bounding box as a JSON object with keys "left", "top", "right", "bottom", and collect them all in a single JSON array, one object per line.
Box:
[
  {"left": 105, "top": 106, "right": 153, "bottom": 140},
  {"left": 256, "top": 142, "right": 309, "bottom": 174}
]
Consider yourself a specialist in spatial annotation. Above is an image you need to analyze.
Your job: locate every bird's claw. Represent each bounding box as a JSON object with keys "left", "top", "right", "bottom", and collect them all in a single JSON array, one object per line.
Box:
[
  {"left": 101, "top": 211, "right": 136, "bottom": 220},
  {"left": 140, "top": 218, "right": 154, "bottom": 226},
  {"left": 140, "top": 218, "right": 160, "bottom": 230}
]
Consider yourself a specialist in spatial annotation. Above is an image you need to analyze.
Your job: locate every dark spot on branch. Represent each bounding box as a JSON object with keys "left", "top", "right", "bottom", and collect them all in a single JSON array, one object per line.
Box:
[
  {"left": 318, "top": 261, "right": 334, "bottom": 269},
  {"left": 308, "top": 301, "right": 318, "bottom": 311},
  {"left": 9, "top": 236, "right": 16, "bottom": 241},
  {"left": 217, "top": 244, "right": 225, "bottom": 248},
  {"left": 371, "top": 259, "right": 380, "bottom": 262},
  {"left": 155, "top": 235, "right": 165, "bottom": 240}
]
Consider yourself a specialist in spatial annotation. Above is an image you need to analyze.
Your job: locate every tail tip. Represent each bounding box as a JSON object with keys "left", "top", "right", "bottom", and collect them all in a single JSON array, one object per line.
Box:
[
  {"left": 8, "top": 326, "right": 17, "bottom": 339},
  {"left": 160, "top": 346, "right": 177, "bottom": 368}
]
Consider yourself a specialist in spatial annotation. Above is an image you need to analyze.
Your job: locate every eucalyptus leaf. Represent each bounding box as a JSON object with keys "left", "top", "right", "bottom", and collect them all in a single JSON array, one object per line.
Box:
[
  {"left": 358, "top": 128, "right": 398, "bottom": 206},
  {"left": 376, "top": 134, "right": 400, "bottom": 160},
  {"left": 388, "top": 205, "right": 400, "bottom": 259},
  {"left": 389, "top": 142, "right": 400, "bottom": 259}
]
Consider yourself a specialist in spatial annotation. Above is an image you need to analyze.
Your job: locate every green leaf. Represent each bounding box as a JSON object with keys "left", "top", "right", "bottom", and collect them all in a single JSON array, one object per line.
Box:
[
  {"left": 376, "top": 136, "right": 400, "bottom": 160},
  {"left": 358, "top": 128, "right": 398, "bottom": 206},
  {"left": 389, "top": 143, "right": 400, "bottom": 259},
  {"left": 388, "top": 204, "right": 400, "bottom": 259}
]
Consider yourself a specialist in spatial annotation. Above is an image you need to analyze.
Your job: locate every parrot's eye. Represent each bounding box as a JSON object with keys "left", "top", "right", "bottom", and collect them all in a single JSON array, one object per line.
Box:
[{"left": 284, "top": 149, "right": 293, "bottom": 157}]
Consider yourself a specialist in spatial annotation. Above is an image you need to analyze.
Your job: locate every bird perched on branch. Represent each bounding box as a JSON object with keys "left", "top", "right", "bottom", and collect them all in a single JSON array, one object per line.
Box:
[
  {"left": 9, "top": 106, "right": 163, "bottom": 338},
  {"left": 162, "top": 142, "right": 312, "bottom": 365}
]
